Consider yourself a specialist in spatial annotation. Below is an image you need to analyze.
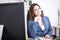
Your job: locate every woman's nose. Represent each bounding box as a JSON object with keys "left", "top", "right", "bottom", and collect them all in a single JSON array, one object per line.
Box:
[{"left": 37, "top": 9, "right": 40, "bottom": 12}]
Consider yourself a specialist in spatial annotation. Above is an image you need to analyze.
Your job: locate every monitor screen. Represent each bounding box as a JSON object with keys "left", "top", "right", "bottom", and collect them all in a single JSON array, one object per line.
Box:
[{"left": 0, "top": 2, "right": 25, "bottom": 40}]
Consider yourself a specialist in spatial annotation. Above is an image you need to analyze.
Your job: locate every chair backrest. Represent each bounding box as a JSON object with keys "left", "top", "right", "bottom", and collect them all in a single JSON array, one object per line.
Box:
[{"left": 27, "top": 10, "right": 31, "bottom": 38}]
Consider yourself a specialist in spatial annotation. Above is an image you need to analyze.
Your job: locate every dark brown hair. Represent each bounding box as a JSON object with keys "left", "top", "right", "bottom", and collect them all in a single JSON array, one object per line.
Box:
[{"left": 27, "top": 3, "right": 44, "bottom": 20}]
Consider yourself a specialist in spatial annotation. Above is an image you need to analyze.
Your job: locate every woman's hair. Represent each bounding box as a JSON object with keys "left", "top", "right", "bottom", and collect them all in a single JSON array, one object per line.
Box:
[{"left": 27, "top": 3, "right": 44, "bottom": 20}]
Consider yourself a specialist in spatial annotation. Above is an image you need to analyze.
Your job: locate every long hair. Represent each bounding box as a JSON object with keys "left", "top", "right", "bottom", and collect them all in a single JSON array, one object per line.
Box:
[{"left": 27, "top": 3, "right": 44, "bottom": 20}]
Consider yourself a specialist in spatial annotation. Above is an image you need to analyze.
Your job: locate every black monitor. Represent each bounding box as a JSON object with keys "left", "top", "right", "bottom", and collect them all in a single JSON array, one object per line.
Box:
[{"left": 0, "top": 2, "right": 25, "bottom": 40}]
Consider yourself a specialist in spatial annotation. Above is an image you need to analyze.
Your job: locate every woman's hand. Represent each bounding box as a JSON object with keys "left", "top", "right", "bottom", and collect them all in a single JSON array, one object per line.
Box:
[
  {"left": 45, "top": 35, "right": 51, "bottom": 39},
  {"left": 34, "top": 17, "right": 43, "bottom": 26},
  {"left": 34, "top": 17, "right": 39, "bottom": 22}
]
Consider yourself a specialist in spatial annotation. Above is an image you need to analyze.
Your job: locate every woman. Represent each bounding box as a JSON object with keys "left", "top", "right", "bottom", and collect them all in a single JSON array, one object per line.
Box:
[{"left": 27, "top": 3, "right": 52, "bottom": 39}]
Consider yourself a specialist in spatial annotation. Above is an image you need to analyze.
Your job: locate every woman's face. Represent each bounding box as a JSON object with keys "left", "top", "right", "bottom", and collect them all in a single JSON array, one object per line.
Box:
[{"left": 33, "top": 5, "right": 41, "bottom": 16}]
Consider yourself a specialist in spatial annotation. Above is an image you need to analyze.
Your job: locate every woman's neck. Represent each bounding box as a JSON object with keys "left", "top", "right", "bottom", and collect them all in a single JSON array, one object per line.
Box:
[{"left": 36, "top": 15, "right": 42, "bottom": 18}]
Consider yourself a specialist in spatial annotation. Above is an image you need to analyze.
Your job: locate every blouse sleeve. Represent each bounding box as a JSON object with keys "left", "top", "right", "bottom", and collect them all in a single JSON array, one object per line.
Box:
[
  {"left": 46, "top": 17, "right": 52, "bottom": 37},
  {"left": 43, "top": 16, "right": 52, "bottom": 37}
]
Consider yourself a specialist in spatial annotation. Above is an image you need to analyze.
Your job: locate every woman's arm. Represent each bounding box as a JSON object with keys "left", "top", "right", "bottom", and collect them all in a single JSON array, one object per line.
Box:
[
  {"left": 42, "top": 16, "right": 52, "bottom": 37},
  {"left": 46, "top": 17, "right": 52, "bottom": 37},
  {"left": 47, "top": 22, "right": 52, "bottom": 37},
  {"left": 45, "top": 26, "right": 52, "bottom": 39}
]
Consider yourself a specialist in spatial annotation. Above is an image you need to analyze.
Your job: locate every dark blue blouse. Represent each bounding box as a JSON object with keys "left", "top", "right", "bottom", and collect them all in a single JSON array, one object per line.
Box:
[{"left": 28, "top": 16, "right": 52, "bottom": 38}]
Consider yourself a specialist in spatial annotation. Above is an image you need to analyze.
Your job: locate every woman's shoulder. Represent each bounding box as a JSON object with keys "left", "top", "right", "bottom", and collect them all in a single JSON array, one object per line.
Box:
[
  {"left": 28, "top": 20, "right": 34, "bottom": 23},
  {"left": 42, "top": 16, "right": 50, "bottom": 22},
  {"left": 42, "top": 16, "right": 49, "bottom": 19}
]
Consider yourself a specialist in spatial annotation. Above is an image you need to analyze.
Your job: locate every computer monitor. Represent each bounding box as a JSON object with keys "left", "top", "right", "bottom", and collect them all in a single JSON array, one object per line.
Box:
[{"left": 0, "top": 2, "right": 25, "bottom": 40}]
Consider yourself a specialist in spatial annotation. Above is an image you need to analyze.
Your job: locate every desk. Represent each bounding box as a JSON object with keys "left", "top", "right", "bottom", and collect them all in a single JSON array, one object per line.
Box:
[
  {"left": 28, "top": 37, "right": 52, "bottom": 40},
  {"left": 35, "top": 37, "right": 52, "bottom": 40}
]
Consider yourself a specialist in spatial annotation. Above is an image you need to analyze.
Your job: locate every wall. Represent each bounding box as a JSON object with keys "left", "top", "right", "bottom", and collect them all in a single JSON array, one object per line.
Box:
[
  {"left": 0, "top": 0, "right": 24, "bottom": 3},
  {"left": 0, "top": 0, "right": 9, "bottom": 3},
  {"left": 32, "top": 0, "right": 59, "bottom": 27},
  {"left": 57, "top": 0, "right": 60, "bottom": 9}
]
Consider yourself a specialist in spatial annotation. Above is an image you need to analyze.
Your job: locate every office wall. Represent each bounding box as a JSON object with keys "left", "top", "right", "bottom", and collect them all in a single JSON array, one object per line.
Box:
[
  {"left": 32, "top": 0, "right": 60, "bottom": 27},
  {"left": 0, "top": 0, "right": 9, "bottom": 3},
  {"left": 0, "top": 0, "right": 24, "bottom": 3},
  {"left": 57, "top": 0, "right": 60, "bottom": 9}
]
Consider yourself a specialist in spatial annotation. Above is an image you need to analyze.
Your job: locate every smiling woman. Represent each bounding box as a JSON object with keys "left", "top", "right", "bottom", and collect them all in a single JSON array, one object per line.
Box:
[{"left": 27, "top": 3, "right": 52, "bottom": 40}]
